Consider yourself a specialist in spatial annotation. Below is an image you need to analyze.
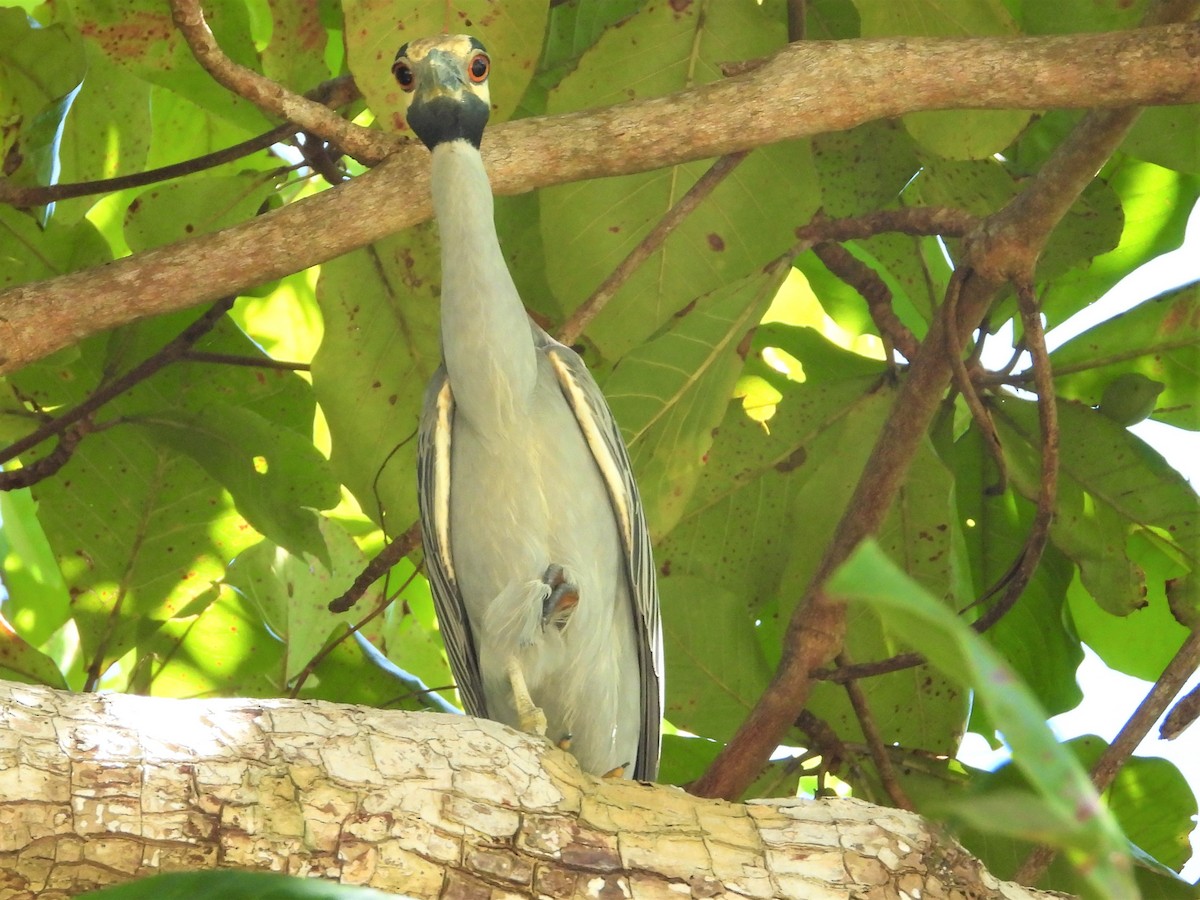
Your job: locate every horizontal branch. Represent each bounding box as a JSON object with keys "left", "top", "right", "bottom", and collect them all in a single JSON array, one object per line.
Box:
[
  {"left": 0, "top": 682, "right": 1061, "bottom": 899},
  {"left": 1, "top": 24, "right": 1197, "bottom": 374}
]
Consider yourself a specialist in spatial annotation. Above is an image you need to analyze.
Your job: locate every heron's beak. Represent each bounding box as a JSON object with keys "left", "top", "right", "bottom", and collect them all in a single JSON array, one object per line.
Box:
[
  {"left": 405, "top": 49, "right": 490, "bottom": 150},
  {"left": 413, "top": 49, "right": 468, "bottom": 106}
]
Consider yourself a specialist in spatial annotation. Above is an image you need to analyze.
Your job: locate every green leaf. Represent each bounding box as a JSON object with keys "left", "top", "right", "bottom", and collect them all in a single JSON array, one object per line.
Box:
[
  {"left": 1038, "top": 158, "right": 1200, "bottom": 330},
  {"left": 662, "top": 576, "right": 774, "bottom": 741},
  {"left": 951, "top": 424, "right": 1083, "bottom": 719},
  {"left": 226, "top": 517, "right": 374, "bottom": 684},
  {"left": 852, "top": 0, "right": 1030, "bottom": 159},
  {"left": 313, "top": 230, "right": 442, "bottom": 532},
  {"left": 343, "top": 0, "right": 547, "bottom": 134},
  {"left": 124, "top": 174, "right": 279, "bottom": 253},
  {"left": 1123, "top": 105, "right": 1200, "bottom": 175},
  {"left": 994, "top": 396, "right": 1198, "bottom": 615},
  {"left": 133, "top": 402, "right": 339, "bottom": 562},
  {"left": 0, "top": 488, "right": 72, "bottom": 649},
  {"left": 541, "top": 0, "right": 817, "bottom": 358},
  {"left": 0, "top": 206, "right": 112, "bottom": 292},
  {"left": 0, "top": 613, "right": 68, "bottom": 687},
  {"left": 66, "top": 0, "right": 272, "bottom": 133},
  {"left": 829, "top": 541, "right": 1136, "bottom": 899},
  {"left": 78, "top": 869, "right": 401, "bottom": 899},
  {"left": 1049, "top": 283, "right": 1200, "bottom": 430},
  {"left": 0, "top": 8, "right": 85, "bottom": 186},
  {"left": 606, "top": 262, "right": 789, "bottom": 535}
]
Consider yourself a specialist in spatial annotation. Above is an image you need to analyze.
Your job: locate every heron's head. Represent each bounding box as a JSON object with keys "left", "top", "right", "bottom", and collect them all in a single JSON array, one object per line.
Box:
[{"left": 393, "top": 34, "right": 491, "bottom": 151}]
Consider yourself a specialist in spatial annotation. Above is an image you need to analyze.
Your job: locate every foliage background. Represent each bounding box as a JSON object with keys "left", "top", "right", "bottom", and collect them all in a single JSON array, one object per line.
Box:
[{"left": 0, "top": 0, "right": 1197, "bottom": 896}]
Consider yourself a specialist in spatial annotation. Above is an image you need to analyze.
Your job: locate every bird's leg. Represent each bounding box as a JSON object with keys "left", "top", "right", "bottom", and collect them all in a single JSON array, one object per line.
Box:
[
  {"left": 505, "top": 657, "right": 547, "bottom": 737},
  {"left": 541, "top": 563, "right": 579, "bottom": 631}
]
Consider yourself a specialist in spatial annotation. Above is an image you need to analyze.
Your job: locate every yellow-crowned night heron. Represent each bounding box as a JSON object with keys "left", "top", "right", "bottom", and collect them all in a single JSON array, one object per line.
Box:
[{"left": 394, "top": 34, "right": 663, "bottom": 780}]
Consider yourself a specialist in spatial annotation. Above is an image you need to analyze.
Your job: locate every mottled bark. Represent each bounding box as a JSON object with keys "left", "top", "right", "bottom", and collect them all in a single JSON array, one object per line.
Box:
[{"left": 0, "top": 683, "right": 1058, "bottom": 900}]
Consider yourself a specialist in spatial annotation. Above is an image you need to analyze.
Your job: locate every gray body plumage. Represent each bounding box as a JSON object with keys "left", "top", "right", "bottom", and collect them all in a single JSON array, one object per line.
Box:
[{"left": 404, "top": 51, "right": 662, "bottom": 781}]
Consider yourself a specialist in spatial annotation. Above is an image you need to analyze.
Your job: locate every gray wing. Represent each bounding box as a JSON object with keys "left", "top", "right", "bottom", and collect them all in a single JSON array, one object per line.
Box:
[
  {"left": 416, "top": 368, "right": 489, "bottom": 719},
  {"left": 537, "top": 329, "right": 664, "bottom": 781}
]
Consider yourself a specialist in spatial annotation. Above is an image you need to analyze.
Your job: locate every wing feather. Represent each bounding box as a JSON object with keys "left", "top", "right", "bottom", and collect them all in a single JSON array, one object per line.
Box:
[
  {"left": 417, "top": 370, "right": 489, "bottom": 719},
  {"left": 539, "top": 331, "right": 664, "bottom": 781}
]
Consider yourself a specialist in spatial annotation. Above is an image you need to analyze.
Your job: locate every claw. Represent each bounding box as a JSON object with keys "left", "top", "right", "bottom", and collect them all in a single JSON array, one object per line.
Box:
[{"left": 541, "top": 564, "right": 579, "bottom": 631}]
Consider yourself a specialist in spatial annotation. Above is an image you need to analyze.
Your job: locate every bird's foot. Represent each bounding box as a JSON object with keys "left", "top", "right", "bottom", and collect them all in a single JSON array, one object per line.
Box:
[
  {"left": 541, "top": 564, "right": 579, "bottom": 631},
  {"left": 506, "top": 657, "right": 547, "bottom": 737}
]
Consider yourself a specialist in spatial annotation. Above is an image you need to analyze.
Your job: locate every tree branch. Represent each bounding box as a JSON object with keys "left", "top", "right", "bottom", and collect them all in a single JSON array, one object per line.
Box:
[
  {"left": 1, "top": 25, "right": 1198, "bottom": 376},
  {"left": 690, "top": 6, "right": 1199, "bottom": 803},
  {"left": 1014, "top": 627, "right": 1200, "bottom": 885},
  {"left": 0, "top": 682, "right": 1065, "bottom": 900},
  {"left": 168, "top": 0, "right": 380, "bottom": 164}
]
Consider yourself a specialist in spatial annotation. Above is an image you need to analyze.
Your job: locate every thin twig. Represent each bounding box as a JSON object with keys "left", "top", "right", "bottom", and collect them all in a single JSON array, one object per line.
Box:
[
  {"left": 0, "top": 77, "right": 359, "bottom": 207},
  {"left": 1161, "top": 680, "right": 1200, "bottom": 740},
  {"left": 328, "top": 522, "right": 423, "bottom": 613},
  {"left": 1014, "top": 628, "right": 1200, "bottom": 885},
  {"left": 168, "top": 0, "right": 382, "bottom": 164},
  {"left": 290, "top": 566, "right": 420, "bottom": 697},
  {"left": 969, "top": 282, "right": 1059, "bottom": 633},
  {"left": 556, "top": 151, "right": 749, "bottom": 346},
  {"left": 793, "top": 207, "right": 977, "bottom": 251},
  {"left": 180, "top": 350, "right": 311, "bottom": 371},
  {"left": 811, "top": 241, "right": 921, "bottom": 361},
  {"left": 838, "top": 652, "right": 914, "bottom": 810},
  {"left": 0, "top": 424, "right": 90, "bottom": 491},
  {"left": 944, "top": 270, "right": 1007, "bottom": 494},
  {"left": 0, "top": 298, "right": 236, "bottom": 468}
]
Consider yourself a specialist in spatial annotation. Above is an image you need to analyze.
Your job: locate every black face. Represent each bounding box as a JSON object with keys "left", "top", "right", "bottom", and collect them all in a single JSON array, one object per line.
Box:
[{"left": 393, "top": 37, "right": 492, "bottom": 150}]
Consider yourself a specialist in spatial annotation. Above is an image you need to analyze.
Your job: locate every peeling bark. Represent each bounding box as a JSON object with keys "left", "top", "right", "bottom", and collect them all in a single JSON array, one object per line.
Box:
[{"left": 0, "top": 683, "right": 1058, "bottom": 900}]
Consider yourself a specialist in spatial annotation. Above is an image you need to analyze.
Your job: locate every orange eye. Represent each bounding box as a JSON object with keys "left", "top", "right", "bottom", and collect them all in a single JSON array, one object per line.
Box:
[
  {"left": 467, "top": 52, "right": 490, "bottom": 84},
  {"left": 393, "top": 60, "right": 415, "bottom": 91}
]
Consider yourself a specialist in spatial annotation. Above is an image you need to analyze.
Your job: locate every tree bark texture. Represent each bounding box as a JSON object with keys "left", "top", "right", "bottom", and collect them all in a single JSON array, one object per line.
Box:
[
  {"left": 0, "top": 24, "right": 1197, "bottom": 376},
  {"left": 0, "top": 682, "right": 1061, "bottom": 900}
]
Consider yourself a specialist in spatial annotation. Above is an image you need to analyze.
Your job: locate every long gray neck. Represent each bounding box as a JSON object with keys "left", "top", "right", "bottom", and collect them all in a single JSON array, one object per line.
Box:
[{"left": 430, "top": 141, "right": 537, "bottom": 433}]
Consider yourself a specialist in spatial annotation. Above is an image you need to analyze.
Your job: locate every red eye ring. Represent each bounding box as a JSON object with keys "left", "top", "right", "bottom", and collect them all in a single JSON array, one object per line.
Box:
[
  {"left": 467, "top": 52, "right": 490, "bottom": 84},
  {"left": 393, "top": 60, "right": 415, "bottom": 91}
]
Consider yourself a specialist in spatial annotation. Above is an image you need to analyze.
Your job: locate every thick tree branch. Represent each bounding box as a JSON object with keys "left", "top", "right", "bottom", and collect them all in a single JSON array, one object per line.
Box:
[
  {"left": 1, "top": 25, "right": 1198, "bottom": 375},
  {"left": 0, "top": 682, "right": 1064, "bottom": 899},
  {"left": 690, "top": 7, "right": 1199, "bottom": 803}
]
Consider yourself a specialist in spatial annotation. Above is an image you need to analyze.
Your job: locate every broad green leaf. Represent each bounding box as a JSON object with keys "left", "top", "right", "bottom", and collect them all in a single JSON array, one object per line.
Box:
[
  {"left": 138, "top": 584, "right": 285, "bottom": 698},
  {"left": 124, "top": 174, "right": 280, "bottom": 253},
  {"left": 1038, "top": 158, "right": 1200, "bottom": 330},
  {"left": 830, "top": 542, "right": 1136, "bottom": 899},
  {"left": 951, "top": 424, "right": 1084, "bottom": 720},
  {"left": 0, "top": 8, "right": 85, "bottom": 186},
  {"left": 606, "top": 262, "right": 789, "bottom": 536},
  {"left": 261, "top": 0, "right": 333, "bottom": 94},
  {"left": 0, "top": 612, "right": 67, "bottom": 687},
  {"left": 541, "top": 0, "right": 817, "bottom": 358},
  {"left": 993, "top": 396, "right": 1199, "bottom": 616},
  {"left": 1049, "top": 283, "right": 1200, "bottom": 430},
  {"left": 811, "top": 120, "right": 922, "bottom": 218},
  {"left": 226, "top": 516, "right": 373, "bottom": 683},
  {"left": 79, "top": 869, "right": 400, "bottom": 899},
  {"left": 343, "top": 0, "right": 547, "bottom": 134},
  {"left": 133, "top": 403, "right": 338, "bottom": 562},
  {"left": 0, "top": 488, "right": 72, "bottom": 649},
  {"left": 313, "top": 229, "right": 442, "bottom": 532},
  {"left": 662, "top": 576, "right": 774, "bottom": 741},
  {"left": 1014, "top": 0, "right": 1147, "bottom": 33},
  {"left": 55, "top": 42, "right": 153, "bottom": 224},
  {"left": 1123, "top": 105, "right": 1200, "bottom": 176},
  {"left": 66, "top": 0, "right": 272, "bottom": 134},
  {"left": 0, "top": 206, "right": 112, "bottom": 292},
  {"left": 8, "top": 310, "right": 323, "bottom": 683},
  {"left": 852, "top": 0, "right": 1029, "bottom": 159}
]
